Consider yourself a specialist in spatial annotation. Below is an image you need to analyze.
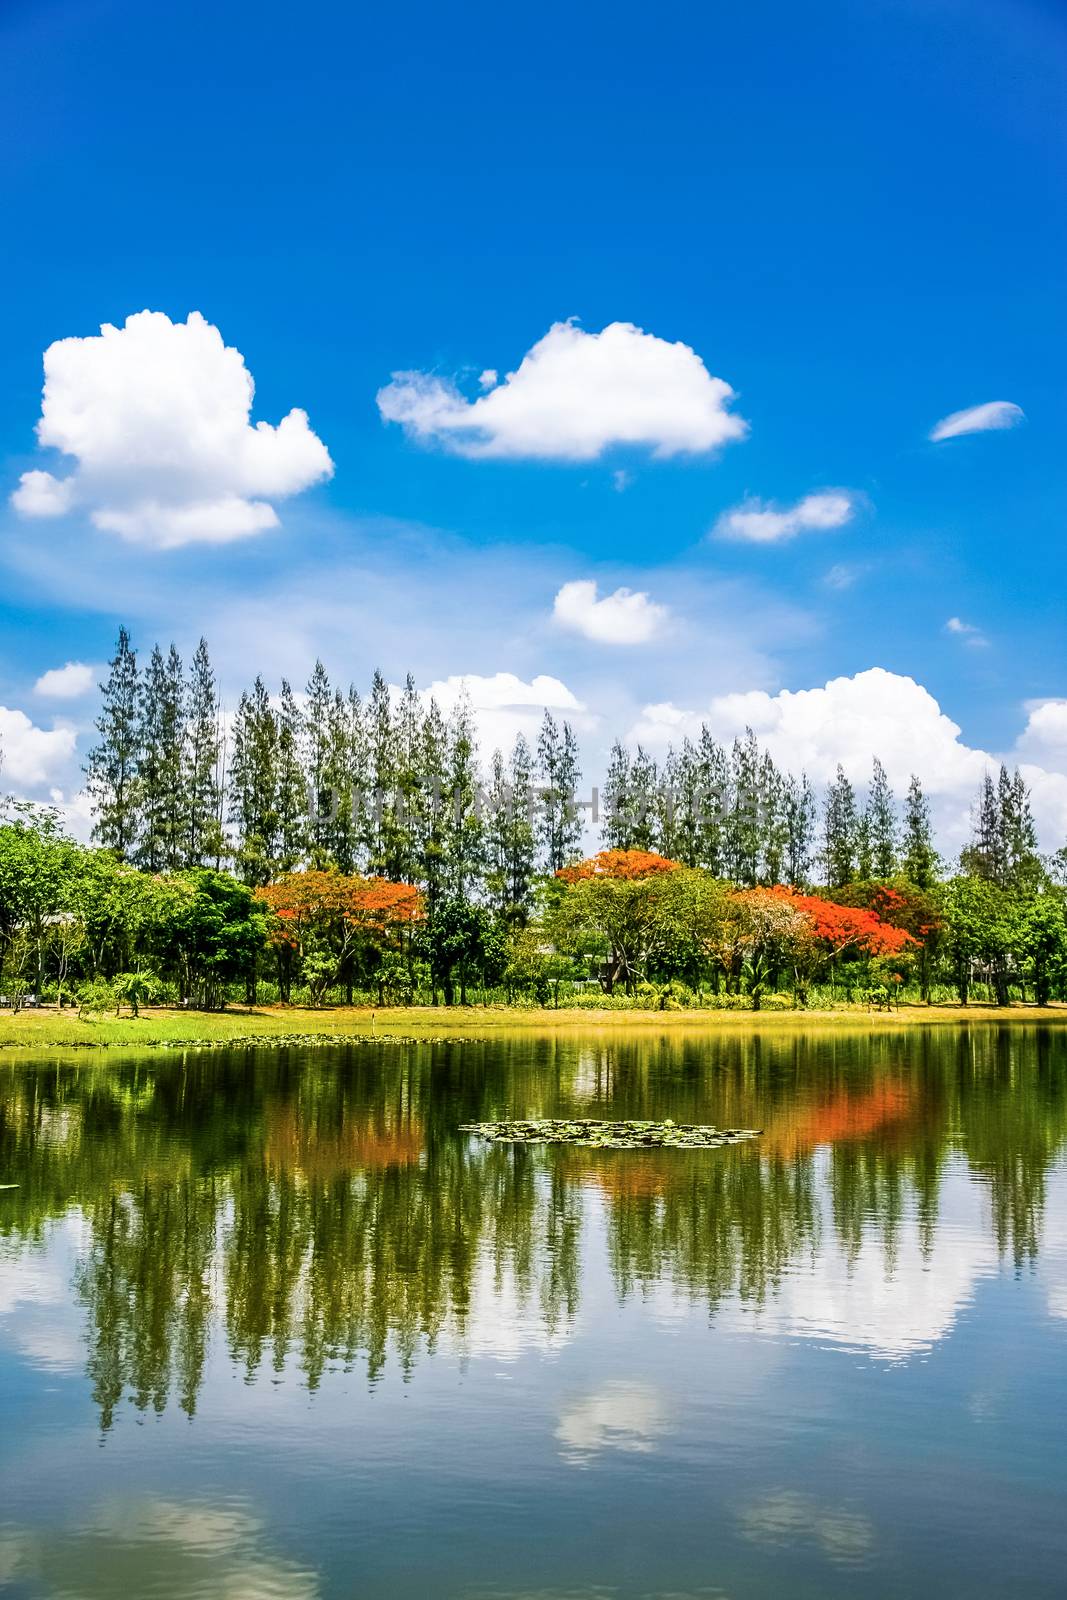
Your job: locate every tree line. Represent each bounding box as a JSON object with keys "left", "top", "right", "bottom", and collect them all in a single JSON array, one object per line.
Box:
[
  {"left": 0, "top": 625, "right": 1064, "bottom": 1011},
  {"left": 86, "top": 627, "right": 957, "bottom": 905}
]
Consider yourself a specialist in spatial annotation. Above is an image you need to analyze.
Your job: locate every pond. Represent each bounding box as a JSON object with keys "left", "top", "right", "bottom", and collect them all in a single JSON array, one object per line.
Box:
[{"left": 2, "top": 1026, "right": 1066, "bottom": 1598}]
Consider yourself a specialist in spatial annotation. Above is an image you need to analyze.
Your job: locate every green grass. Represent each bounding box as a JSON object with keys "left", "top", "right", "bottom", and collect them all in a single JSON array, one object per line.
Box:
[{"left": 1, "top": 998, "right": 1066, "bottom": 1050}]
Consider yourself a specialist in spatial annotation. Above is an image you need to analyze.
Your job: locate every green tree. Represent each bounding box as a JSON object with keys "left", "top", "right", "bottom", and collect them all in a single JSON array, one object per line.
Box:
[
  {"left": 183, "top": 638, "right": 224, "bottom": 868},
  {"left": 822, "top": 765, "right": 858, "bottom": 888},
  {"left": 901, "top": 774, "right": 938, "bottom": 888},
  {"left": 137, "top": 643, "right": 185, "bottom": 872},
  {"left": 865, "top": 757, "right": 897, "bottom": 879},
  {"left": 782, "top": 772, "right": 817, "bottom": 887},
  {"left": 537, "top": 712, "right": 582, "bottom": 872},
  {"left": 151, "top": 869, "right": 267, "bottom": 1008},
  {"left": 228, "top": 678, "right": 279, "bottom": 885},
  {"left": 1017, "top": 889, "right": 1067, "bottom": 1006},
  {"left": 275, "top": 680, "right": 307, "bottom": 873},
  {"left": 86, "top": 626, "right": 141, "bottom": 858},
  {"left": 421, "top": 893, "right": 503, "bottom": 1005}
]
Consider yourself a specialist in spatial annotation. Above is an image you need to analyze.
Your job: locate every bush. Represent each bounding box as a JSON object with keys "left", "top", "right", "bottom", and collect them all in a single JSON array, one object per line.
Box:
[{"left": 77, "top": 978, "right": 116, "bottom": 1018}]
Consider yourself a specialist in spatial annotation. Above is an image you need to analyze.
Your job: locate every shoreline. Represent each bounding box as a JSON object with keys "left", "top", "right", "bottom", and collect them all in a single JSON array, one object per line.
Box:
[{"left": 2, "top": 1000, "right": 1067, "bottom": 1051}]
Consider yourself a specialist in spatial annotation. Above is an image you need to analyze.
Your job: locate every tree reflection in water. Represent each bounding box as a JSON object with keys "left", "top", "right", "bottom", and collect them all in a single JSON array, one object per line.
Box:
[{"left": 1, "top": 1027, "right": 1065, "bottom": 1429}]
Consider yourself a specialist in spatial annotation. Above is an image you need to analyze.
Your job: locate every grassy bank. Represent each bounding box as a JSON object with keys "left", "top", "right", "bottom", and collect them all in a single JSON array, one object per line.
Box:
[{"left": 2, "top": 1000, "right": 1067, "bottom": 1050}]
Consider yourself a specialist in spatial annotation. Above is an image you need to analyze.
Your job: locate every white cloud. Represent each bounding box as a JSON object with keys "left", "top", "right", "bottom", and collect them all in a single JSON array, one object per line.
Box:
[
  {"left": 0, "top": 706, "right": 77, "bottom": 787},
  {"left": 1018, "top": 700, "right": 1067, "bottom": 761},
  {"left": 11, "top": 310, "right": 333, "bottom": 548},
  {"left": 11, "top": 469, "right": 74, "bottom": 516},
  {"left": 627, "top": 666, "right": 1067, "bottom": 853},
  {"left": 553, "top": 578, "right": 668, "bottom": 645},
  {"left": 945, "top": 616, "right": 988, "bottom": 647},
  {"left": 418, "top": 670, "right": 589, "bottom": 755},
  {"left": 929, "top": 400, "right": 1025, "bottom": 442},
  {"left": 377, "top": 319, "right": 748, "bottom": 461},
  {"left": 714, "top": 490, "right": 856, "bottom": 544},
  {"left": 33, "top": 661, "right": 95, "bottom": 698},
  {"left": 823, "top": 562, "right": 864, "bottom": 591}
]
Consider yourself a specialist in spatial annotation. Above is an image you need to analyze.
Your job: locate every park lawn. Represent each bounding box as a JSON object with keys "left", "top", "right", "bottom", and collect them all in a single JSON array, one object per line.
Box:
[{"left": 1, "top": 1000, "right": 1067, "bottom": 1050}]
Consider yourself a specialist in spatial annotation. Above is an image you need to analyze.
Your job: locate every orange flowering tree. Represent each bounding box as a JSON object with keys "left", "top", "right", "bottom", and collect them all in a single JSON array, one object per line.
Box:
[
  {"left": 830, "top": 880, "right": 944, "bottom": 1000},
  {"left": 256, "top": 870, "right": 421, "bottom": 1003},
  {"left": 557, "top": 849, "right": 682, "bottom": 884},
  {"left": 767, "top": 886, "right": 917, "bottom": 1002}
]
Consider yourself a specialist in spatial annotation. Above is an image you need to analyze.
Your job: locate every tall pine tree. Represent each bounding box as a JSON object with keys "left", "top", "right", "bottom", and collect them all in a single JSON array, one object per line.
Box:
[
  {"left": 184, "top": 638, "right": 223, "bottom": 868},
  {"left": 901, "top": 774, "right": 938, "bottom": 888},
  {"left": 87, "top": 627, "right": 141, "bottom": 858}
]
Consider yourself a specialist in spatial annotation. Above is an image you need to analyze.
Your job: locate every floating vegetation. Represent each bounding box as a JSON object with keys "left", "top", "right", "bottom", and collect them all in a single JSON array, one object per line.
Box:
[
  {"left": 0, "top": 1033, "right": 481, "bottom": 1052},
  {"left": 459, "top": 1118, "right": 762, "bottom": 1149}
]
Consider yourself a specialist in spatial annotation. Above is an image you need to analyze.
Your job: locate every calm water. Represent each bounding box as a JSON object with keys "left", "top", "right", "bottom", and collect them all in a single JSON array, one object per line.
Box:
[{"left": 2, "top": 1027, "right": 1067, "bottom": 1599}]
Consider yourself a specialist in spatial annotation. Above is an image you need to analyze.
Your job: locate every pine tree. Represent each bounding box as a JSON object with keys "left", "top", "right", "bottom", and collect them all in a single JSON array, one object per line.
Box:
[
  {"left": 822, "top": 764, "right": 858, "bottom": 887},
  {"left": 184, "top": 638, "right": 223, "bottom": 868},
  {"left": 783, "top": 772, "right": 816, "bottom": 887},
  {"left": 854, "top": 809, "right": 873, "bottom": 881},
  {"left": 602, "top": 740, "right": 632, "bottom": 849},
  {"left": 655, "top": 747, "right": 682, "bottom": 861},
  {"left": 275, "top": 680, "right": 307, "bottom": 872},
  {"left": 901, "top": 774, "right": 938, "bottom": 888},
  {"left": 444, "top": 695, "right": 483, "bottom": 896},
  {"left": 505, "top": 734, "right": 536, "bottom": 919},
  {"left": 627, "top": 746, "right": 658, "bottom": 852},
  {"left": 366, "top": 670, "right": 397, "bottom": 877},
  {"left": 758, "top": 750, "right": 787, "bottom": 884},
  {"left": 323, "top": 688, "right": 360, "bottom": 872},
  {"left": 87, "top": 627, "right": 141, "bottom": 858},
  {"left": 963, "top": 771, "right": 1004, "bottom": 885},
  {"left": 303, "top": 660, "right": 333, "bottom": 866},
  {"left": 228, "top": 678, "right": 278, "bottom": 885},
  {"left": 1001, "top": 765, "right": 1039, "bottom": 888},
  {"left": 694, "top": 727, "right": 729, "bottom": 876},
  {"left": 865, "top": 757, "right": 897, "bottom": 880},
  {"left": 537, "top": 712, "right": 582, "bottom": 871},
  {"left": 666, "top": 740, "right": 703, "bottom": 868},
  {"left": 392, "top": 674, "right": 422, "bottom": 882},
  {"left": 727, "top": 731, "right": 762, "bottom": 885},
  {"left": 416, "top": 699, "right": 449, "bottom": 913},
  {"left": 137, "top": 643, "right": 185, "bottom": 872}
]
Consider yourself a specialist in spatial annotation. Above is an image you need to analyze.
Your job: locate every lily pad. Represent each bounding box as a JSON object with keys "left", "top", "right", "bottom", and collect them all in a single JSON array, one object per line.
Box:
[{"left": 458, "top": 1118, "right": 761, "bottom": 1150}]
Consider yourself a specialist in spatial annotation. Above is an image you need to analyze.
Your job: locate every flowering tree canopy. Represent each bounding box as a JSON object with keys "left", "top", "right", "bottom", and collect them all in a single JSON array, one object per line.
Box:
[
  {"left": 768, "top": 888, "right": 917, "bottom": 957},
  {"left": 257, "top": 870, "right": 421, "bottom": 947},
  {"left": 557, "top": 849, "right": 681, "bottom": 883}
]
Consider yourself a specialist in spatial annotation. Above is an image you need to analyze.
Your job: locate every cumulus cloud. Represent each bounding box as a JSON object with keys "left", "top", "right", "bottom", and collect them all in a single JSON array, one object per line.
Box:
[
  {"left": 417, "top": 670, "right": 589, "bottom": 754},
  {"left": 33, "top": 661, "right": 95, "bottom": 698},
  {"left": 714, "top": 490, "right": 856, "bottom": 544},
  {"left": 377, "top": 319, "right": 748, "bottom": 461},
  {"left": 553, "top": 579, "right": 668, "bottom": 645},
  {"left": 626, "top": 666, "right": 1067, "bottom": 853},
  {"left": 11, "top": 310, "right": 333, "bottom": 548},
  {"left": 1020, "top": 699, "right": 1067, "bottom": 751},
  {"left": 0, "top": 706, "right": 77, "bottom": 787},
  {"left": 929, "top": 400, "right": 1025, "bottom": 442}
]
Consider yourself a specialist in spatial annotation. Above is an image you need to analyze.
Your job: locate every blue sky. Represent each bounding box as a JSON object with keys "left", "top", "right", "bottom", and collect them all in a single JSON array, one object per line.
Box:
[{"left": 1, "top": 0, "right": 1065, "bottom": 847}]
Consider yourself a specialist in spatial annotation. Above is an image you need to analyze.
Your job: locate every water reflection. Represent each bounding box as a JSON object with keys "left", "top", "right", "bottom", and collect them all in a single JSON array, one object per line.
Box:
[
  {"left": 1, "top": 1028, "right": 1066, "bottom": 1429},
  {"left": 555, "top": 1382, "right": 671, "bottom": 1465},
  {"left": 0, "top": 1498, "right": 319, "bottom": 1598}
]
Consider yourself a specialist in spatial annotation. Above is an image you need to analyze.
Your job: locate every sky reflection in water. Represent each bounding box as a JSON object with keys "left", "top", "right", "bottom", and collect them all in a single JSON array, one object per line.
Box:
[{"left": 2, "top": 1027, "right": 1067, "bottom": 1599}]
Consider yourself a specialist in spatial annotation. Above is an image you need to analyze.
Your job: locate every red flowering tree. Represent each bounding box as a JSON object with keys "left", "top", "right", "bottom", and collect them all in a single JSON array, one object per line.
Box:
[
  {"left": 257, "top": 870, "right": 421, "bottom": 1003},
  {"left": 557, "top": 849, "right": 681, "bottom": 883},
  {"left": 768, "top": 886, "right": 917, "bottom": 1002}
]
